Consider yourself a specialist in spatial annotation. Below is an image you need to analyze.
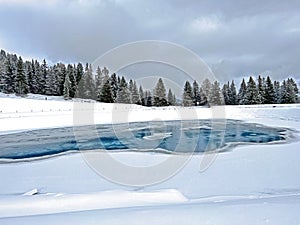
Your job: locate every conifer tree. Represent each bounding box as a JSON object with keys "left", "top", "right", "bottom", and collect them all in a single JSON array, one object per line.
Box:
[
  {"left": 15, "top": 56, "right": 28, "bottom": 96},
  {"left": 116, "top": 76, "right": 131, "bottom": 103},
  {"left": 273, "top": 80, "right": 281, "bottom": 103},
  {"left": 209, "top": 81, "right": 222, "bottom": 105},
  {"left": 238, "top": 78, "right": 247, "bottom": 104},
  {"left": 201, "top": 78, "right": 211, "bottom": 103},
  {"left": 139, "top": 85, "right": 145, "bottom": 106},
  {"left": 192, "top": 80, "right": 201, "bottom": 106},
  {"left": 183, "top": 81, "right": 194, "bottom": 106},
  {"left": 153, "top": 78, "right": 167, "bottom": 106},
  {"left": 167, "top": 88, "right": 175, "bottom": 106},
  {"left": 222, "top": 82, "right": 230, "bottom": 105},
  {"left": 110, "top": 73, "right": 118, "bottom": 102},
  {"left": 131, "top": 81, "right": 140, "bottom": 104},
  {"left": 257, "top": 75, "right": 265, "bottom": 104},
  {"left": 264, "top": 76, "right": 275, "bottom": 104},
  {"left": 63, "top": 73, "right": 71, "bottom": 99},
  {"left": 245, "top": 76, "right": 259, "bottom": 104}
]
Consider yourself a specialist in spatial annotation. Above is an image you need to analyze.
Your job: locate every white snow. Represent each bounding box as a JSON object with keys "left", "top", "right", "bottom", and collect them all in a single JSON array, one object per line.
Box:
[{"left": 1, "top": 94, "right": 300, "bottom": 224}]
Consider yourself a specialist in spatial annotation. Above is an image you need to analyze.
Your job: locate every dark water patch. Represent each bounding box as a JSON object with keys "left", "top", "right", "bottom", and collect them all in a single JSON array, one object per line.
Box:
[{"left": 0, "top": 120, "right": 292, "bottom": 160}]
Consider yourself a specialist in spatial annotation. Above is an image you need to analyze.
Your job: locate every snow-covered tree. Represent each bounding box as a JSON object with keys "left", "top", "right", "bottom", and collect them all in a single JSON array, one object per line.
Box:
[
  {"left": 131, "top": 81, "right": 140, "bottom": 104},
  {"left": 238, "top": 78, "right": 247, "bottom": 105},
  {"left": 222, "top": 82, "right": 230, "bottom": 105},
  {"left": 245, "top": 76, "right": 259, "bottom": 105},
  {"left": 139, "top": 85, "right": 145, "bottom": 106},
  {"left": 182, "top": 81, "right": 193, "bottom": 106},
  {"left": 209, "top": 81, "right": 223, "bottom": 105},
  {"left": 116, "top": 76, "right": 131, "bottom": 103},
  {"left": 63, "top": 73, "right": 71, "bottom": 99},
  {"left": 192, "top": 80, "right": 201, "bottom": 106},
  {"left": 15, "top": 56, "right": 28, "bottom": 96},
  {"left": 263, "top": 76, "right": 275, "bottom": 104},
  {"left": 167, "top": 88, "right": 175, "bottom": 106},
  {"left": 153, "top": 78, "right": 167, "bottom": 106},
  {"left": 201, "top": 78, "right": 211, "bottom": 103},
  {"left": 257, "top": 75, "right": 266, "bottom": 104}
]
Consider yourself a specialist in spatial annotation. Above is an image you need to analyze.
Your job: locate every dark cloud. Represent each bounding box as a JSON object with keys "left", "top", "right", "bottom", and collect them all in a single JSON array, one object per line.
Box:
[{"left": 0, "top": 0, "right": 299, "bottom": 82}]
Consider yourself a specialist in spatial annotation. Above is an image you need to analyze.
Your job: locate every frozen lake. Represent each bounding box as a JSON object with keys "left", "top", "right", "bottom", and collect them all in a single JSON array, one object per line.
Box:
[{"left": 0, "top": 119, "right": 289, "bottom": 160}]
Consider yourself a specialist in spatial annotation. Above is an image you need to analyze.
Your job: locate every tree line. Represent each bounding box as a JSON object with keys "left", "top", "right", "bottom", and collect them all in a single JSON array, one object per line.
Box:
[{"left": 0, "top": 49, "right": 298, "bottom": 106}]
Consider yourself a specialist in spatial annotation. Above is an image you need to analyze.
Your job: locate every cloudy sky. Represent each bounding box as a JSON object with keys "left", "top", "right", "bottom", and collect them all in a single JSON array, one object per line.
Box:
[{"left": 0, "top": 0, "right": 299, "bottom": 83}]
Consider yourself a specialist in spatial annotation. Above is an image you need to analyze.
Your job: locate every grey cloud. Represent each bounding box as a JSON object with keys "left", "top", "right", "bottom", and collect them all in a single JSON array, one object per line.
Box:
[{"left": 0, "top": 0, "right": 299, "bottom": 82}]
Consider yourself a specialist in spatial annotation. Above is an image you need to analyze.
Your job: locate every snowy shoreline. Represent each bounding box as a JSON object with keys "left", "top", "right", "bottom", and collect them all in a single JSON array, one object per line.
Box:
[{"left": 1, "top": 95, "right": 300, "bottom": 224}]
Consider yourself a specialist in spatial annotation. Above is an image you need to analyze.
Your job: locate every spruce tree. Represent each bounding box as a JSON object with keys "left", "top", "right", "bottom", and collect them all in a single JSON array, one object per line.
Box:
[
  {"left": 245, "top": 76, "right": 259, "bottom": 105},
  {"left": 15, "top": 56, "right": 28, "bottom": 96},
  {"left": 116, "top": 76, "right": 131, "bottom": 103},
  {"left": 238, "top": 78, "right": 247, "bottom": 104},
  {"left": 63, "top": 73, "right": 71, "bottom": 99},
  {"left": 183, "top": 81, "right": 194, "bottom": 106},
  {"left": 139, "top": 85, "right": 145, "bottom": 106},
  {"left": 131, "top": 81, "right": 140, "bottom": 104},
  {"left": 201, "top": 78, "right": 211, "bottom": 103},
  {"left": 110, "top": 73, "right": 118, "bottom": 102},
  {"left": 167, "top": 88, "right": 174, "bottom": 106},
  {"left": 66, "top": 64, "right": 76, "bottom": 98},
  {"left": 75, "top": 63, "right": 84, "bottom": 85},
  {"left": 192, "top": 80, "right": 201, "bottom": 106},
  {"left": 264, "top": 76, "right": 275, "bottom": 104},
  {"left": 99, "top": 79, "right": 113, "bottom": 103},
  {"left": 3, "top": 57, "right": 15, "bottom": 93},
  {"left": 229, "top": 80, "right": 238, "bottom": 105},
  {"left": 83, "top": 64, "right": 95, "bottom": 99},
  {"left": 222, "top": 82, "right": 230, "bottom": 105},
  {"left": 273, "top": 80, "right": 281, "bottom": 103},
  {"left": 145, "top": 90, "right": 153, "bottom": 107},
  {"left": 40, "top": 59, "right": 48, "bottom": 94},
  {"left": 209, "top": 81, "right": 222, "bottom": 105},
  {"left": 153, "top": 78, "right": 167, "bottom": 106},
  {"left": 257, "top": 75, "right": 265, "bottom": 104}
]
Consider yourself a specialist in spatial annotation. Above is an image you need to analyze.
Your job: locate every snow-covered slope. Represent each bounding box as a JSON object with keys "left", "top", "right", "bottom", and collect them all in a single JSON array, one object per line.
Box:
[{"left": 0, "top": 94, "right": 300, "bottom": 224}]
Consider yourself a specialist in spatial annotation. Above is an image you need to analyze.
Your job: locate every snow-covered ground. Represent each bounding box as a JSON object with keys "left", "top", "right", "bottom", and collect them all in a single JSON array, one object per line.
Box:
[{"left": 1, "top": 93, "right": 300, "bottom": 224}]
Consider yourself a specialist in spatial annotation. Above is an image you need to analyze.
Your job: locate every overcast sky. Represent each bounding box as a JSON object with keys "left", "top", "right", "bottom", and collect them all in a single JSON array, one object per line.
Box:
[{"left": 0, "top": 0, "right": 299, "bottom": 83}]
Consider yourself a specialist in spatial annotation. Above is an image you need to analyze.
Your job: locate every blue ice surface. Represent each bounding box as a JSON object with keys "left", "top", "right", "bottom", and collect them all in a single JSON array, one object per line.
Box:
[{"left": 0, "top": 120, "right": 287, "bottom": 159}]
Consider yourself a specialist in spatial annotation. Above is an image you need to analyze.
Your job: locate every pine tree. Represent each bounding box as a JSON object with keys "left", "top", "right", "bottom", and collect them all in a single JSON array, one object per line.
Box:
[
  {"left": 131, "top": 81, "right": 140, "bottom": 104},
  {"left": 229, "top": 80, "right": 238, "bottom": 105},
  {"left": 31, "top": 60, "right": 40, "bottom": 94},
  {"left": 3, "top": 57, "right": 15, "bottom": 93},
  {"left": 116, "top": 76, "right": 131, "bottom": 103},
  {"left": 199, "top": 87, "right": 207, "bottom": 105},
  {"left": 245, "top": 76, "right": 259, "bottom": 105},
  {"left": 99, "top": 79, "right": 113, "bottom": 103},
  {"left": 110, "top": 73, "right": 118, "bottom": 102},
  {"left": 153, "top": 78, "right": 167, "bottom": 106},
  {"left": 145, "top": 90, "right": 153, "bottom": 107},
  {"left": 83, "top": 64, "right": 95, "bottom": 99},
  {"left": 257, "top": 75, "right": 266, "bottom": 104},
  {"left": 183, "top": 81, "right": 193, "bottom": 106},
  {"left": 63, "top": 73, "right": 71, "bottom": 99},
  {"left": 209, "top": 81, "right": 222, "bottom": 105},
  {"left": 201, "top": 78, "right": 211, "bottom": 103},
  {"left": 40, "top": 59, "right": 48, "bottom": 94},
  {"left": 15, "top": 56, "right": 28, "bottom": 96},
  {"left": 264, "top": 76, "right": 275, "bottom": 104},
  {"left": 167, "top": 88, "right": 175, "bottom": 106},
  {"left": 54, "top": 63, "right": 66, "bottom": 96},
  {"left": 273, "top": 80, "right": 281, "bottom": 103},
  {"left": 75, "top": 63, "right": 84, "bottom": 85},
  {"left": 139, "top": 85, "right": 145, "bottom": 106},
  {"left": 222, "top": 82, "right": 230, "bottom": 105},
  {"left": 95, "top": 66, "right": 103, "bottom": 92},
  {"left": 66, "top": 64, "right": 76, "bottom": 98},
  {"left": 238, "top": 78, "right": 247, "bottom": 104},
  {"left": 192, "top": 80, "right": 201, "bottom": 106},
  {"left": 288, "top": 78, "right": 299, "bottom": 102}
]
